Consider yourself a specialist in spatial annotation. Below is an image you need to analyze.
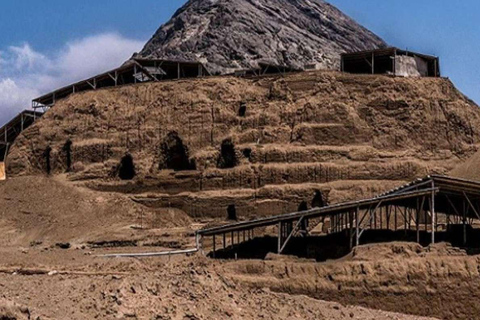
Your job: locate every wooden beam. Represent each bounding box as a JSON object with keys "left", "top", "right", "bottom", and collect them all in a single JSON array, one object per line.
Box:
[
  {"left": 464, "top": 192, "right": 480, "bottom": 220},
  {"left": 279, "top": 216, "right": 305, "bottom": 254}
]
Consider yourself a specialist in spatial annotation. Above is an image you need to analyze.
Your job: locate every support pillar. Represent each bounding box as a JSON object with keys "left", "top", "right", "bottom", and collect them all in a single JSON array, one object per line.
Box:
[
  {"left": 212, "top": 235, "right": 216, "bottom": 258},
  {"left": 349, "top": 210, "right": 353, "bottom": 250},
  {"left": 416, "top": 199, "right": 420, "bottom": 244},
  {"left": 463, "top": 199, "right": 467, "bottom": 246},
  {"left": 355, "top": 206, "right": 359, "bottom": 247},
  {"left": 431, "top": 181, "right": 435, "bottom": 244},
  {"left": 277, "top": 222, "right": 282, "bottom": 254},
  {"left": 371, "top": 52, "right": 375, "bottom": 74}
]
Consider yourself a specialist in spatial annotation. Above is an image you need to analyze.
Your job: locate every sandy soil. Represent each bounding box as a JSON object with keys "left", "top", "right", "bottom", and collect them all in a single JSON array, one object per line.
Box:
[
  {"left": 0, "top": 175, "right": 441, "bottom": 320},
  {"left": 0, "top": 245, "right": 439, "bottom": 320}
]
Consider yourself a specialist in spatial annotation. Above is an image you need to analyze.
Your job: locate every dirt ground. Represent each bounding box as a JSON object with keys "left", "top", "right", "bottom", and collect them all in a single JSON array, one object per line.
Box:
[
  {"left": 0, "top": 175, "right": 445, "bottom": 320},
  {"left": 0, "top": 245, "right": 440, "bottom": 320}
]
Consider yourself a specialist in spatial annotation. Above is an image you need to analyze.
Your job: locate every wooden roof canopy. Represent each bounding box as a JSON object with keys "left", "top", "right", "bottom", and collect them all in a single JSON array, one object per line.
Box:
[
  {"left": 341, "top": 47, "right": 441, "bottom": 77},
  {"left": 32, "top": 59, "right": 210, "bottom": 108},
  {"left": 197, "top": 175, "right": 480, "bottom": 239},
  {"left": 0, "top": 110, "right": 43, "bottom": 160}
]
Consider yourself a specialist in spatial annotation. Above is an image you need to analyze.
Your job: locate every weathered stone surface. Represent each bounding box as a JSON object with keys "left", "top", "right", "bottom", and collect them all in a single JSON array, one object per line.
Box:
[
  {"left": 7, "top": 71, "right": 480, "bottom": 218},
  {"left": 136, "top": 0, "right": 386, "bottom": 74}
]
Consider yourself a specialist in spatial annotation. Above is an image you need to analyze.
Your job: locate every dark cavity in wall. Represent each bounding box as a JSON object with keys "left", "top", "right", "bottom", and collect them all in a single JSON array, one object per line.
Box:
[
  {"left": 298, "top": 201, "right": 308, "bottom": 212},
  {"left": 218, "top": 138, "right": 237, "bottom": 169},
  {"left": 242, "top": 148, "right": 252, "bottom": 161},
  {"left": 238, "top": 102, "right": 247, "bottom": 117},
  {"left": 227, "top": 204, "right": 237, "bottom": 221},
  {"left": 312, "top": 190, "right": 327, "bottom": 208},
  {"left": 43, "top": 146, "right": 52, "bottom": 175},
  {"left": 119, "top": 154, "right": 135, "bottom": 180},
  {"left": 161, "top": 131, "right": 192, "bottom": 171},
  {"left": 62, "top": 139, "right": 72, "bottom": 172}
]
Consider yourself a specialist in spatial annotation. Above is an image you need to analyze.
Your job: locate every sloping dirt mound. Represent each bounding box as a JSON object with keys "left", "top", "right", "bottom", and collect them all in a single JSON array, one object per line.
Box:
[
  {"left": 0, "top": 176, "right": 192, "bottom": 247},
  {"left": 450, "top": 148, "right": 480, "bottom": 180}
]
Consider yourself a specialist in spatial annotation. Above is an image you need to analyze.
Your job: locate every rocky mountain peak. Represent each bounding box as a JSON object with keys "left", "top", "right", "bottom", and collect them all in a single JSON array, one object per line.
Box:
[{"left": 135, "top": 0, "right": 387, "bottom": 74}]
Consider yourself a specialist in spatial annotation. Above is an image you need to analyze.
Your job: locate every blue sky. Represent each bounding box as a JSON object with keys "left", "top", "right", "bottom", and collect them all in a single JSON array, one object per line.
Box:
[{"left": 0, "top": 0, "right": 479, "bottom": 125}]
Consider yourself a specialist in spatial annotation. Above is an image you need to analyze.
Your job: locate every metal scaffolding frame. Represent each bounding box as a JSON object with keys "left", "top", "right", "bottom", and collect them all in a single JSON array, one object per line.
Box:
[{"left": 196, "top": 175, "right": 480, "bottom": 258}]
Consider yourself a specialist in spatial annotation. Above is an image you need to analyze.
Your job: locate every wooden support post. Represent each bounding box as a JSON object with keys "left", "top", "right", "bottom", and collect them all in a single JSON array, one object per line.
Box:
[
  {"left": 431, "top": 181, "right": 435, "bottom": 244},
  {"left": 371, "top": 52, "right": 375, "bottom": 74},
  {"left": 223, "top": 233, "right": 226, "bottom": 249},
  {"left": 393, "top": 49, "right": 397, "bottom": 76},
  {"left": 394, "top": 206, "right": 398, "bottom": 231},
  {"left": 349, "top": 210, "right": 353, "bottom": 250},
  {"left": 134, "top": 65, "right": 138, "bottom": 84},
  {"left": 231, "top": 231, "right": 234, "bottom": 246},
  {"left": 407, "top": 208, "right": 411, "bottom": 230},
  {"left": 177, "top": 63, "right": 181, "bottom": 79},
  {"left": 277, "top": 222, "right": 282, "bottom": 254},
  {"left": 380, "top": 206, "right": 383, "bottom": 229},
  {"left": 463, "top": 199, "right": 467, "bottom": 246},
  {"left": 243, "top": 230, "right": 246, "bottom": 242},
  {"left": 355, "top": 206, "right": 360, "bottom": 247},
  {"left": 237, "top": 231, "right": 240, "bottom": 245},
  {"left": 212, "top": 235, "right": 216, "bottom": 258},
  {"left": 416, "top": 199, "right": 420, "bottom": 244}
]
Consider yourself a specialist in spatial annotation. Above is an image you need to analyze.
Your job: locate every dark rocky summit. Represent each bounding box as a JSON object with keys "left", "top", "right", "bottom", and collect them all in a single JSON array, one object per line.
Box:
[{"left": 136, "top": 0, "right": 387, "bottom": 74}]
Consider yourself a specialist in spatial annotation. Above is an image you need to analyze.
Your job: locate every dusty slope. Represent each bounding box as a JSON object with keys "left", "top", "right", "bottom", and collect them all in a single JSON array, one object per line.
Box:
[
  {"left": 7, "top": 71, "right": 480, "bottom": 220},
  {"left": 450, "top": 147, "right": 480, "bottom": 180},
  {"left": 0, "top": 245, "right": 438, "bottom": 320},
  {"left": 137, "top": 0, "right": 386, "bottom": 74},
  {"left": 0, "top": 176, "right": 193, "bottom": 247}
]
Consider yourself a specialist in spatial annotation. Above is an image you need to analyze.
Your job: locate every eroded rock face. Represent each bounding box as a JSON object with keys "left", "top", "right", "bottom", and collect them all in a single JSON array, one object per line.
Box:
[
  {"left": 8, "top": 71, "right": 480, "bottom": 218},
  {"left": 136, "top": 0, "right": 387, "bottom": 74}
]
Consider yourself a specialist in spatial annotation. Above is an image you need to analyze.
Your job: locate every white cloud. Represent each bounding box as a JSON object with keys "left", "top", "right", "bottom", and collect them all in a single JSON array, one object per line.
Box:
[{"left": 0, "top": 33, "right": 144, "bottom": 126}]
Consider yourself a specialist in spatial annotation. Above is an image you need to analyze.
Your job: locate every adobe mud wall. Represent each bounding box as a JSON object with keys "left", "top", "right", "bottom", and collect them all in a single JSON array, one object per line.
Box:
[{"left": 7, "top": 71, "right": 480, "bottom": 219}]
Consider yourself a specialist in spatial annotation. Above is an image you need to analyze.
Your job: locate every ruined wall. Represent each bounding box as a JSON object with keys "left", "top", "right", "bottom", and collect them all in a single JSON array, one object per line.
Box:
[
  {"left": 395, "top": 55, "right": 429, "bottom": 77},
  {"left": 7, "top": 71, "right": 480, "bottom": 219}
]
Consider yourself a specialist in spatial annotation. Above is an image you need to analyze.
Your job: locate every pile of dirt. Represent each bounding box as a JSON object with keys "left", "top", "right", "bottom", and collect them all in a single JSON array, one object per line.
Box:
[
  {"left": 7, "top": 71, "right": 480, "bottom": 220},
  {"left": 0, "top": 247, "right": 438, "bottom": 320},
  {"left": 351, "top": 241, "right": 424, "bottom": 260},
  {"left": 0, "top": 175, "right": 193, "bottom": 247},
  {"left": 136, "top": 0, "right": 386, "bottom": 74}
]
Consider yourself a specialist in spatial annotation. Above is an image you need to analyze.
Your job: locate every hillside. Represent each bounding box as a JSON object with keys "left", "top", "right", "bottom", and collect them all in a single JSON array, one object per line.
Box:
[
  {"left": 7, "top": 71, "right": 480, "bottom": 220},
  {"left": 136, "top": 0, "right": 386, "bottom": 74}
]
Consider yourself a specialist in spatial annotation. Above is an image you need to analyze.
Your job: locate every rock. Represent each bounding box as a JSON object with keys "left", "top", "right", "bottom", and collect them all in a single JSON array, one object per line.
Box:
[
  {"left": 135, "top": 0, "right": 386, "bottom": 74},
  {"left": 55, "top": 243, "right": 71, "bottom": 249},
  {"left": 0, "top": 299, "right": 31, "bottom": 320}
]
